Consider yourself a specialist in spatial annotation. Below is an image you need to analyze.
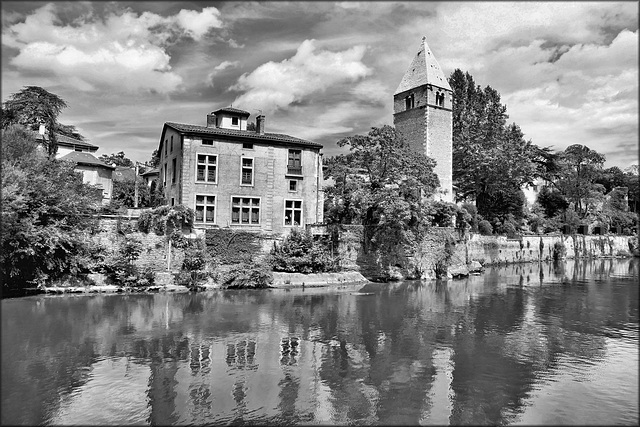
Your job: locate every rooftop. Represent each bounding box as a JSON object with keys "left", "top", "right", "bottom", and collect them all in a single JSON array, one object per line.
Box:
[
  {"left": 59, "top": 151, "right": 115, "bottom": 169},
  {"left": 212, "top": 107, "right": 251, "bottom": 117},
  {"left": 395, "top": 36, "right": 452, "bottom": 95},
  {"left": 164, "top": 122, "right": 322, "bottom": 149},
  {"left": 36, "top": 132, "right": 99, "bottom": 150}
]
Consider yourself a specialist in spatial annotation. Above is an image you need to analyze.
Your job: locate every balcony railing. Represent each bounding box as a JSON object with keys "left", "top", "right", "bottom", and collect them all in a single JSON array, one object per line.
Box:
[{"left": 286, "top": 165, "right": 303, "bottom": 175}]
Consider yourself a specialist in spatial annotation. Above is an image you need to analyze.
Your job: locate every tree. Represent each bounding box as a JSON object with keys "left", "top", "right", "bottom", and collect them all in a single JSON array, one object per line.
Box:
[
  {"left": 1, "top": 128, "right": 102, "bottom": 290},
  {"left": 449, "top": 69, "right": 543, "bottom": 225},
  {"left": 595, "top": 166, "right": 626, "bottom": 194},
  {"left": 149, "top": 149, "right": 161, "bottom": 168},
  {"left": 99, "top": 151, "right": 134, "bottom": 167},
  {"left": 324, "top": 125, "right": 439, "bottom": 254},
  {"left": 0, "top": 124, "right": 40, "bottom": 163},
  {"left": 2, "top": 86, "right": 68, "bottom": 158},
  {"left": 555, "top": 144, "right": 606, "bottom": 217}
]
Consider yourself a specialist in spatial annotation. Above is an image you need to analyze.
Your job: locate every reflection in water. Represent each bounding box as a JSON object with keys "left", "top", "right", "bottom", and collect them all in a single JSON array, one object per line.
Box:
[{"left": 1, "top": 259, "right": 638, "bottom": 425}]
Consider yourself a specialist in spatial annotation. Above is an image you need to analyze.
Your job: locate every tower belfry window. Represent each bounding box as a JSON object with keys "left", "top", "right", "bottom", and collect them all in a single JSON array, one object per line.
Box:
[{"left": 405, "top": 94, "right": 415, "bottom": 110}]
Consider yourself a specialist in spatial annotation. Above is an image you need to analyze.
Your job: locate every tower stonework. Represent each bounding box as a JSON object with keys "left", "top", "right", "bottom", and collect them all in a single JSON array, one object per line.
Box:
[{"left": 393, "top": 36, "right": 453, "bottom": 203}]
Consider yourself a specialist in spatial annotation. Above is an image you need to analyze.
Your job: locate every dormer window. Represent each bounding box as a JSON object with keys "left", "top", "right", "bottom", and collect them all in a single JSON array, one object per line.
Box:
[{"left": 232, "top": 117, "right": 239, "bottom": 126}]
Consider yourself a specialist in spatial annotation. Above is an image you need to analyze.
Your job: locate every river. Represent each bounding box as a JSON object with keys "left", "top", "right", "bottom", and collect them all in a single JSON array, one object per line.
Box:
[{"left": 2, "top": 258, "right": 638, "bottom": 425}]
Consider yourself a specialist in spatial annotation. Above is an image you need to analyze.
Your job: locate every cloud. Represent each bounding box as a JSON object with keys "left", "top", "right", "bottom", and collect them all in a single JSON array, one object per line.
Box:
[
  {"left": 2, "top": 3, "right": 225, "bottom": 93},
  {"left": 214, "top": 60, "right": 239, "bottom": 71},
  {"left": 229, "top": 39, "right": 372, "bottom": 113}
]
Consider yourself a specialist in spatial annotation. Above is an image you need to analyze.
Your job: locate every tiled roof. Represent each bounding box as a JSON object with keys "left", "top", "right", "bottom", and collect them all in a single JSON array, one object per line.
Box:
[
  {"left": 37, "top": 132, "right": 99, "bottom": 150},
  {"left": 212, "top": 107, "right": 251, "bottom": 117},
  {"left": 59, "top": 151, "right": 115, "bottom": 169},
  {"left": 112, "top": 166, "right": 136, "bottom": 181},
  {"left": 141, "top": 168, "right": 159, "bottom": 176},
  {"left": 395, "top": 36, "right": 451, "bottom": 95},
  {"left": 165, "top": 122, "right": 323, "bottom": 148}
]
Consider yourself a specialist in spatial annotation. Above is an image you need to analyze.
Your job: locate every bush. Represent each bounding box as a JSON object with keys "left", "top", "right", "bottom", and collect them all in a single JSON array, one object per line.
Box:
[
  {"left": 269, "top": 228, "right": 337, "bottom": 273},
  {"left": 478, "top": 220, "right": 493, "bottom": 235},
  {"left": 138, "top": 205, "right": 195, "bottom": 235},
  {"left": 205, "top": 228, "right": 262, "bottom": 265},
  {"left": 219, "top": 262, "right": 273, "bottom": 289},
  {"left": 429, "top": 201, "right": 458, "bottom": 227},
  {"left": 177, "top": 241, "right": 212, "bottom": 289},
  {"left": 552, "top": 241, "right": 566, "bottom": 261}
]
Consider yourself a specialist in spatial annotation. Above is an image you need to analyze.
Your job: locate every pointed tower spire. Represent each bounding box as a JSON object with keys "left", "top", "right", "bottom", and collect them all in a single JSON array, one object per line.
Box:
[
  {"left": 394, "top": 36, "right": 451, "bottom": 95},
  {"left": 393, "top": 35, "right": 453, "bottom": 203}
]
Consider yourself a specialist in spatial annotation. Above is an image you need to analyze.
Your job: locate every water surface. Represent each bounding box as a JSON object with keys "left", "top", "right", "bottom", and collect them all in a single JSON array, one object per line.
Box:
[{"left": 2, "top": 259, "right": 638, "bottom": 425}]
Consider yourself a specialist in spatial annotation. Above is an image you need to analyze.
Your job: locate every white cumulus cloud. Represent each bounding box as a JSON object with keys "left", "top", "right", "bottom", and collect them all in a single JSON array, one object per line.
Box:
[
  {"left": 2, "top": 3, "right": 225, "bottom": 93},
  {"left": 230, "top": 39, "right": 372, "bottom": 113}
]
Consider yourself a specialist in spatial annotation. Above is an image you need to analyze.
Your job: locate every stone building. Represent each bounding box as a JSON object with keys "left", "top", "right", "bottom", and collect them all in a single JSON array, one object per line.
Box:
[
  {"left": 157, "top": 107, "right": 324, "bottom": 234},
  {"left": 393, "top": 36, "right": 453, "bottom": 203},
  {"left": 36, "top": 130, "right": 115, "bottom": 203}
]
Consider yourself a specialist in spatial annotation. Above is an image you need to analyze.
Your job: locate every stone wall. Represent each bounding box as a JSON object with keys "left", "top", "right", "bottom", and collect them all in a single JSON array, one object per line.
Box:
[
  {"left": 92, "top": 217, "right": 185, "bottom": 272},
  {"left": 464, "top": 233, "right": 633, "bottom": 266}
]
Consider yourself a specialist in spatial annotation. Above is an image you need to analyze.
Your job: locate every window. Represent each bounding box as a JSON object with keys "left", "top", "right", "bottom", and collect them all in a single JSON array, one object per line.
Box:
[
  {"left": 172, "top": 158, "right": 176, "bottom": 183},
  {"left": 289, "top": 180, "right": 297, "bottom": 192},
  {"left": 284, "top": 200, "right": 302, "bottom": 226},
  {"left": 163, "top": 164, "right": 167, "bottom": 186},
  {"left": 203, "top": 139, "right": 213, "bottom": 145},
  {"left": 164, "top": 140, "right": 168, "bottom": 157},
  {"left": 170, "top": 135, "right": 174, "bottom": 152},
  {"left": 171, "top": 198, "right": 175, "bottom": 206},
  {"left": 405, "top": 94, "right": 414, "bottom": 110},
  {"left": 232, "top": 117, "right": 239, "bottom": 126},
  {"left": 241, "top": 158, "right": 254, "bottom": 186},
  {"left": 75, "top": 148, "right": 82, "bottom": 152},
  {"left": 243, "top": 142, "right": 253, "bottom": 149},
  {"left": 196, "top": 154, "right": 217, "bottom": 183},
  {"left": 195, "top": 195, "right": 216, "bottom": 224},
  {"left": 435, "top": 92, "right": 444, "bottom": 107},
  {"left": 287, "top": 149, "right": 302, "bottom": 175},
  {"left": 231, "top": 197, "right": 260, "bottom": 225}
]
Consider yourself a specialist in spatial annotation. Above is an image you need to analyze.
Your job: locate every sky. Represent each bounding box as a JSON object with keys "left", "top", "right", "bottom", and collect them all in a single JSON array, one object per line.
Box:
[{"left": 1, "top": 1, "right": 638, "bottom": 169}]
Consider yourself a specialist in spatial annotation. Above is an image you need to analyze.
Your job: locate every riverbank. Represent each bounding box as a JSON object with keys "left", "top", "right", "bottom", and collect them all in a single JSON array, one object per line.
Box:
[{"left": 14, "top": 270, "right": 370, "bottom": 297}]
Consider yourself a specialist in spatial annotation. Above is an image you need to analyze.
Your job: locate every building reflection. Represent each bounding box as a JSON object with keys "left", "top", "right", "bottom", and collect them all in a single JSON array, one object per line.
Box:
[{"left": 1, "top": 258, "right": 638, "bottom": 425}]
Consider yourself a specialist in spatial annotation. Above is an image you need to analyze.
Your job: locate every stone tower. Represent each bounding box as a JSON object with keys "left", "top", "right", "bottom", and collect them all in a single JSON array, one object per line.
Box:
[{"left": 393, "top": 36, "right": 453, "bottom": 202}]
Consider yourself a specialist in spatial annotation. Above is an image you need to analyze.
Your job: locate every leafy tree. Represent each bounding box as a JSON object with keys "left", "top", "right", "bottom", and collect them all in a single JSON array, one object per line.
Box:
[
  {"left": 55, "top": 123, "right": 85, "bottom": 141},
  {"left": 1, "top": 132, "right": 102, "bottom": 290},
  {"left": 270, "top": 228, "right": 336, "bottom": 273},
  {"left": 324, "top": 125, "right": 439, "bottom": 253},
  {"left": 2, "top": 86, "right": 68, "bottom": 158},
  {"left": 448, "top": 69, "right": 544, "bottom": 223},
  {"left": 555, "top": 144, "right": 606, "bottom": 217},
  {"left": 595, "top": 166, "right": 626, "bottom": 194},
  {"left": 99, "top": 151, "right": 134, "bottom": 167},
  {"left": 537, "top": 185, "right": 569, "bottom": 218},
  {"left": 1, "top": 124, "right": 40, "bottom": 163},
  {"left": 149, "top": 149, "right": 161, "bottom": 168}
]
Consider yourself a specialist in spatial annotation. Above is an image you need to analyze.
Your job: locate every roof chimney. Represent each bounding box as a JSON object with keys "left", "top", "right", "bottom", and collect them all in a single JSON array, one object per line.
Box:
[
  {"left": 256, "top": 115, "right": 265, "bottom": 135},
  {"left": 206, "top": 112, "right": 217, "bottom": 128}
]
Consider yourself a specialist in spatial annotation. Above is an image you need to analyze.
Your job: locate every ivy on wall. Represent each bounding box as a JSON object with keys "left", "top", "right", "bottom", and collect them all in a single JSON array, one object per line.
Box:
[{"left": 205, "top": 229, "right": 262, "bottom": 265}]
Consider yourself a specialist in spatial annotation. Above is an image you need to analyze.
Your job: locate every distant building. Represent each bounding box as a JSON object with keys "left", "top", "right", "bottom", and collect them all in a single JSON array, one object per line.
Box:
[
  {"left": 141, "top": 168, "right": 160, "bottom": 188},
  {"left": 58, "top": 151, "right": 115, "bottom": 203},
  {"left": 394, "top": 36, "right": 453, "bottom": 203},
  {"left": 36, "top": 131, "right": 100, "bottom": 157},
  {"left": 157, "top": 107, "right": 324, "bottom": 234},
  {"left": 36, "top": 130, "right": 114, "bottom": 204}
]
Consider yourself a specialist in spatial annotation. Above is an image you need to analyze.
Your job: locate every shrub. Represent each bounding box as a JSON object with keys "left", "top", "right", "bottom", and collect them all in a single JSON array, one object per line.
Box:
[
  {"left": 478, "top": 220, "right": 493, "bottom": 235},
  {"left": 205, "top": 228, "right": 262, "bottom": 265},
  {"left": 138, "top": 205, "right": 195, "bottom": 235},
  {"left": 429, "top": 201, "right": 458, "bottom": 227},
  {"left": 178, "top": 241, "right": 212, "bottom": 289},
  {"left": 219, "top": 262, "right": 273, "bottom": 289},
  {"left": 269, "top": 228, "right": 337, "bottom": 273}
]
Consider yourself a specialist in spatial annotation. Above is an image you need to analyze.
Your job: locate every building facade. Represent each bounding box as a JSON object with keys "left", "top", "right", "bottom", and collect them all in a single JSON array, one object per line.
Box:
[
  {"left": 58, "top": 151, "right": 115, "bottom": 203},
  {"left": 393, "top": 36, "right": 453, "bottom": 203},
  {"left": 158, "top": 107, "right": 324, "bottom": 235}
]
